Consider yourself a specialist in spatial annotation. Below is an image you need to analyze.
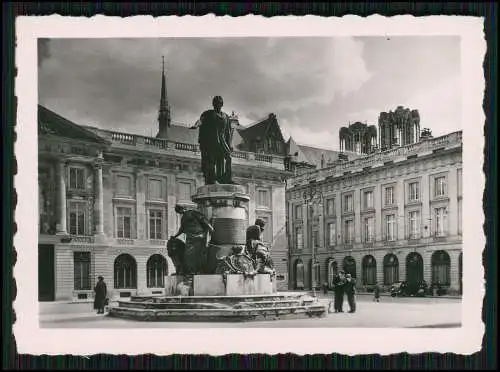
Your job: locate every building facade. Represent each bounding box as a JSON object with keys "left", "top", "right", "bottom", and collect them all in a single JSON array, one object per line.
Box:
[
  {"left": 38, "top": 104, "right": 293, "bottom": 301},
  {"left": 286, "top": 130, "right": 463, "bottom": 295},
  {"left": 37, "top": 64, "right": 299, "bottom": 301}
]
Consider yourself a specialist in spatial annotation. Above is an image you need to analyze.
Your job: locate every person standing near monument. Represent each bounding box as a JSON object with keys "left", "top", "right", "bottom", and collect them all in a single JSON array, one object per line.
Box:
[
  {"left": 345, "top": 273, "right": 357, "bottom": 313},
  {"left": 93, "top": 276, "right": 107, "bottom": 315},
  {"left": 171, "top": 205, "right": 214, "bottom": 275},
  {"left": 191, "top": 95, "right": 234, "bottom": 184},
  {"left": 332, "top": 271, "right": 346, "bottom": 313}
]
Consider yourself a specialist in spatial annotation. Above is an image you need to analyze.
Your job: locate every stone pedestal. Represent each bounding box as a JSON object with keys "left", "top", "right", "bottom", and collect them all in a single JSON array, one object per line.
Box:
[
  {"left": 192, "top": 184, "right": 250, "bottom": 273},
  {"left": 193, "top": 274, "right": 277, "bottom": 296}
]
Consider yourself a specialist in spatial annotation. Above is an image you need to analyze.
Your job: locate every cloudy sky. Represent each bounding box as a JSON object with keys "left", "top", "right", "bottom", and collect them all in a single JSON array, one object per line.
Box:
[{"left": 38, "top": 36, "right": 461, "bottom": 150}]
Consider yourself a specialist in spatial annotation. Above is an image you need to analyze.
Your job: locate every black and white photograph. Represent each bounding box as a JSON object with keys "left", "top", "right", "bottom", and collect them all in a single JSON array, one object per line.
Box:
[{"left": 15, "top": 15, "right": 485, "bottom": 355}]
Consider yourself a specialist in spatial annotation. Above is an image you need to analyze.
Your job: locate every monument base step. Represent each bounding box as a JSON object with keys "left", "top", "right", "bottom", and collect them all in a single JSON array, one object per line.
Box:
[{"left": 106, "top": 292, "right": 327, "bottom": 322}]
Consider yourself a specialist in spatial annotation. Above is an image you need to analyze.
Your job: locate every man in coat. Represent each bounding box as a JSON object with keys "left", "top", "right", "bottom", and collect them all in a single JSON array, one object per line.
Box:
[
  {"left": 345, "top": 273, "right": 357, "bottom": 313},
  {"left": 93, "top": 276, "right": 107, "bottom": 314},
  {"left": 332, "top": 271, "right": 346, "bottom": 313}
]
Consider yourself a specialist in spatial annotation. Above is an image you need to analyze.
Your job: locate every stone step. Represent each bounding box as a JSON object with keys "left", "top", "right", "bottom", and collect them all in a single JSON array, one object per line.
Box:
[
  {"left": 127, "top": 293, "right": 313, "bottom": 305},
  {"left": 107, "top": 303, "right": 327, "bottom": 322},
  {"left": 117, "top": 299, "right": 305, "bottom": 310}
]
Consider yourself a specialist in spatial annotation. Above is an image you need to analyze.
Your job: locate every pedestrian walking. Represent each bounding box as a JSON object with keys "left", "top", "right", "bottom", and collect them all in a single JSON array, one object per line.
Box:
[
  {"left": 332, "top": 271, "right": 346, "bottom": 313},
  {"left": 373, "top": 284, "right": 380, "bottom": 303},
  {"left": 345, "top": 273, "right": 357, "bottom": 313},
  {"left": 93, "top": 276, "right": 108, "bottom": 315}
]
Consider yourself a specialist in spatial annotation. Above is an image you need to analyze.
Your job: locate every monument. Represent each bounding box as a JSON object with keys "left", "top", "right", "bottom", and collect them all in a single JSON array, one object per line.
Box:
[{"left": 107, "top": 96, "right": 327, "bottom": 321}]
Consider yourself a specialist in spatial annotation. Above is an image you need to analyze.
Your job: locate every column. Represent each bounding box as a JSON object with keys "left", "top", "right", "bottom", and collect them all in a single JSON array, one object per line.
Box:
[
  {"left": 374, "top": 184, "right": 382, "bottom": 241},
  {"left": 397, "top": 180, "right": 405, "bottom": 241},
  {"left": 56, "top": 160, "right": 67, "bottom": 235},
  {"left": 94, "top": 152, "right": 105, "bottom": 236},
  {"left": 135, "top": 170, "right": 146, "bottom": 240},
  {"left": 354, "top": 189, "right": 361, "bottom": 243},
  {"left": 447, "top": 167, "right": 458, "bottom": 237}
]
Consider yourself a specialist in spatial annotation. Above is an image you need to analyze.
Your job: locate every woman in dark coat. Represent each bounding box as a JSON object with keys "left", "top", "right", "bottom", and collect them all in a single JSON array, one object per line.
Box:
[{"left": 93, "top": 276, "right": 107, "bottom": 314}]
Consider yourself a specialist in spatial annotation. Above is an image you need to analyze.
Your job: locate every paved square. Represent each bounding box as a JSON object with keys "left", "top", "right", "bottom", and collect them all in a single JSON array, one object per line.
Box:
[{"left": 39, "top": 295, "right": 461, "bottom": 329}]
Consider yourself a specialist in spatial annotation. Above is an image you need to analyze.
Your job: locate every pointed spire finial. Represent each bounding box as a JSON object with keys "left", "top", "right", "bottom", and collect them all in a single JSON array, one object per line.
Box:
[{"left": 157, "top": 55, "right": 171, "bottom": 138}]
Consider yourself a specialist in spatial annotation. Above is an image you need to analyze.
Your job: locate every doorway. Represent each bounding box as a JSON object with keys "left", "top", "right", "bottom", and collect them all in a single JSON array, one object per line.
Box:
[{"left": 38, "top": 244, "right": 55, "bottom": 301}]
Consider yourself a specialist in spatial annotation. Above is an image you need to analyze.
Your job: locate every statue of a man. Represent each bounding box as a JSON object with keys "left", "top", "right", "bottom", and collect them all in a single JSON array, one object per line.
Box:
[
  {"left": 191, "top": 95, "right": 234, "bottom": 184},
  {"left": 170, "top": 205, "right": 214, "bottom": 275}
]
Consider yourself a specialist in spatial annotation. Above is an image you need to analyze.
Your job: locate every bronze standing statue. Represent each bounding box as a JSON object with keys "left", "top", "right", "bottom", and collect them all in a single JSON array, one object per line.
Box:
[{"left": 191, "top": 95, "right": 234, "bottom": 185}]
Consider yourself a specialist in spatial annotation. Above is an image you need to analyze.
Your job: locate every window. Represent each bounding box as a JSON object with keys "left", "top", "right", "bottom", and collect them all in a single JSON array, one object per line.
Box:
[
  {"left": 116, "top": 207, "right": 132, "bottom": 238},
  {"left": 343, "top": 194, "right": 353, "bottom": 213},
  {"left": 258, "top": 216, "right": 271, "bottom": 243},
  {"left": 363, "top": 216, "right": 375, "bottom": 242},
  {"left": 146, "top": 254, "right": 167, "bottom": 288},
  {"left": 384, "top": 186, "right": 395, "bottom": 206},
  {"left": 326, "top": 198, "right": 335, "bottom": 216},
  {"left": 148, "top": 179, "right": 162, "bottom": 200},
  {"left": 363, "top": 191, "right": 374, "bottom": 210},
  {"left": 385, "top": 214, "right": 396, "bottom": 241},
  {"left": 69, "top": 167, "right": 85, "bottom": 190},
  {"left": 116, "top": 175, "right": 132, "bottom": 196},
  {"left": 434, "top": 176, "right": 447, "bottom": 197},
  {"left": 327, "top": 222, "right": 336, "bottom": 246},
  {"left": 344, "top": 219, "right": 354, "bottom": 243},
  {"left": 313, "top": 230, "right": 320, "bottom": 247},
  {"left": 295, "top": 205, "right": 302, "bottom": 220},
  {"left": 178, "top": 182, "right": 192, "bottom": 202},
  {"left": 408, "top": 210, "right": 421, "bottom": 239},
  {"left": 342, "top": 256, "right": 356, "bottom": 278},
  {"left": 408, "top": 182, "right": 420, "bottom": 202},
  {"left": 383, "top": 254, "right": 399, "bottom": 285},
  {"left": 114, "top": 254, "right": 137, "bottom": 289},
  {"left": 149, "top": 210, "right": 163, "bottom": 240},
  {"left": 434, "top": 207, "right": 447, "bottom": 237},
  {"left": 362, "top": 256, "right": 377, "bottom": 285},
  {"left": 257, "top": 189, "right": 270, "bottom": 207},
  {"left": 294, "top": 260, "right": 304, "bottom": 289},
  {"left": 431, "top": 250, "right": 451, "bottom": 286},
  {"left": 295, "top": 227, "right": 303, "bottom": 250},
  {"left": 74, "top": 252, "right": 91, "bottom": 290},
  {"left": 69, "top": 202, "right": 87, "bottom": 236}
]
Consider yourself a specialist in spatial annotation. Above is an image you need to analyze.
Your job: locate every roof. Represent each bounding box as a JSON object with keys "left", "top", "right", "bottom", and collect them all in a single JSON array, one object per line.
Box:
[
  {"left": 296, "top": 144, "right": 343, "bottom": 169},
  {"left": 38, "top": 105, "right": 110, "bottom": 145},
  {"left": 237, "top": 114, "right": 285, "bottom": 144}
]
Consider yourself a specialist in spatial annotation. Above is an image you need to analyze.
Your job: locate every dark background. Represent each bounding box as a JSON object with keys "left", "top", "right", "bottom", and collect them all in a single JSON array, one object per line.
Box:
[{"left": 2, "top": 2, "right": 497, "bottom": 370}]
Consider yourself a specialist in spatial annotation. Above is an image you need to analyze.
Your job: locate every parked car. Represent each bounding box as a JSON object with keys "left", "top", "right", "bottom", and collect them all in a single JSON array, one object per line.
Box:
[{"left": 390, "top": 281, "right": 428, "bottom": 297}]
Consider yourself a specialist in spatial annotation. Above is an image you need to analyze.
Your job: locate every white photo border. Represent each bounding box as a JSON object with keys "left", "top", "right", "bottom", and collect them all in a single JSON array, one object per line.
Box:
[{"left": 14, "top": 14, "right": 485, "bottom": 356}]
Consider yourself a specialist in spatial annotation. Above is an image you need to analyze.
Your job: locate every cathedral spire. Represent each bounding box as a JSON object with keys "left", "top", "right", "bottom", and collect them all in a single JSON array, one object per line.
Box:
[{"left": 157, "top": 55, "right": 171, "bottom": 138}]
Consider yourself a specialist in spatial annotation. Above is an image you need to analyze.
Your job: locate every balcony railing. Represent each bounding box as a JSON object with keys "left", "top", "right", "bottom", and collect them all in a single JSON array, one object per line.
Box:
[
  {"left": 97, "top": 129, "right": 285, "bottom": 169},
  {"left": 289, "top": 131, "right": 463, "bottom": 187}
]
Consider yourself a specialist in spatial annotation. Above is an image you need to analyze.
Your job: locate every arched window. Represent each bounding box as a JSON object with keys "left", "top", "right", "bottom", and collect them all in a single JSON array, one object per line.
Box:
[
  {"left": 310, "top": 260, "right": 321, "bottom": 289},
  {"left": 458, "top": 252, "right": 463, "bottom": 295},
  {"left": 431, "top": 250, "right": 451, "bottom": 286},
  {"left": 294, "top": 259, "right": 304, "bottom": 290},
  {"left": 147, "top": 254, "right": 168, "bottom": 288},
  {"left": 362, "top": 255, "right": 377, "bottom": 285},
  {"left": 114, "top": 254, "right": 137, "bottom": 289},
  {"left": 327, "top": 259, "right": 338, "bottom": 288},
  {"left": 383, "top": 254, "right": 399, "bottom": 285},
  {"left": 406, "top": 252, "right": 423, "bottom": 285},
  {"left": 342, "top": 256, "right": 356, "bottom": 278}
]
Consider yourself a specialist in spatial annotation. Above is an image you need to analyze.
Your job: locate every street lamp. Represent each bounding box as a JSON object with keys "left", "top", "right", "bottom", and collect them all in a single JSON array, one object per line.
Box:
[{"left": 302, "top": 185, "right": 323, "bottom": 297}]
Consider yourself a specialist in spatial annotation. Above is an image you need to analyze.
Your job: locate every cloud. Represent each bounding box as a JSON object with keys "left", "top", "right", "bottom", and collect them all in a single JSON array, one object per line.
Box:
[
  {"left": 38, "top": 37, "right": 461, "bottom": 148},
  {"left": 38, "top": 37, "right": 370, "bottom": 131}
]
